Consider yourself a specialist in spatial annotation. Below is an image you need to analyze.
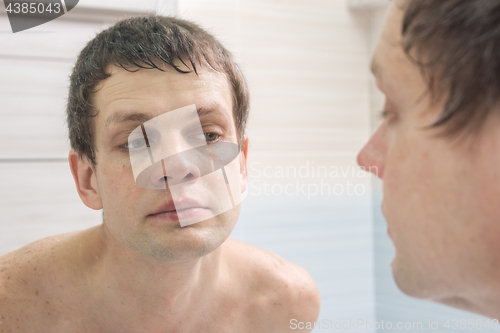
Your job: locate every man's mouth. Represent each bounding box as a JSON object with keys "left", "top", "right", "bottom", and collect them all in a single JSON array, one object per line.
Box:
[
  {"left": 151, "top": 207, "right": 209, "bottom": 222},
  {"left": 149, "top": 198, "right": 209, "bottom": 223}
]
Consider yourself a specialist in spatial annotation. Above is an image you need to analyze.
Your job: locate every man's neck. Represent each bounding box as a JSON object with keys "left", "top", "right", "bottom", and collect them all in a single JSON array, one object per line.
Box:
[
  {"left": 82, "top": 225, "right": 224, "bottom": 332},
  {"left": 438, "top": 291, "right": 500, "bottom": 320}
]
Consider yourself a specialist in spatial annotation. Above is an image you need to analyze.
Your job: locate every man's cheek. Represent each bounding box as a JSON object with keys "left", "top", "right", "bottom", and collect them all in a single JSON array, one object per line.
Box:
[{"left": 102, "top": 169, "right": 139, "bottom": 199}]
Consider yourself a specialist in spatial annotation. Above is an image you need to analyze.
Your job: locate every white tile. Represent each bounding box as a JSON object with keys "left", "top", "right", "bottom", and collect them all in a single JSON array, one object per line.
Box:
[
  {"left": 0, "top": 59, "right": 72, "bottom": 158},
  {"left": 0, "top": 162, "right": 101, "bottom": 256}
]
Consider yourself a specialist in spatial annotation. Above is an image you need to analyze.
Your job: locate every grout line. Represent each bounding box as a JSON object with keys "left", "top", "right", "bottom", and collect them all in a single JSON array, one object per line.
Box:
[
  {"left": 0, "top": 54, "right": 74, "bottom": 63},
  {"left": 0, "top": 158, "right": 67, "bottom": 163}
]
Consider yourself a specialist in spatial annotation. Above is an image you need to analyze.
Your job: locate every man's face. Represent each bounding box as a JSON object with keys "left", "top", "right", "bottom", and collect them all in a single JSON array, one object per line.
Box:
[
  {"left": 358, "top": 2, "right": 500, "bottom": 301},
  {"left": 90, "top": 63, "right": 247, "bottom": 260}
]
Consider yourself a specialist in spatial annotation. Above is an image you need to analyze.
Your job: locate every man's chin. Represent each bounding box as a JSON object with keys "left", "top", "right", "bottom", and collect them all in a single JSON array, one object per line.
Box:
[
  {"left": 132, "top": 218, "right": 231, "bottom": 261},
  {"left": 391, "top": 255, "right": 432, "bottom": 299},
  {"left": 132, "top": 235, "right": 221, "bottom": 261}
]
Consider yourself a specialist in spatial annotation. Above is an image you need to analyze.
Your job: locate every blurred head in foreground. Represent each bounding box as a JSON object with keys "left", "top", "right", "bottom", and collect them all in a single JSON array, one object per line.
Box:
[{"left": 358, "top": 0, "right": 500, "bottom": 317}]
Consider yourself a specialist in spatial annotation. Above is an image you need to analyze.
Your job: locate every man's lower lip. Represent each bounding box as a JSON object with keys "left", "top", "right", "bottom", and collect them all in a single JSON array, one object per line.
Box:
[{"left": 149, "top": 208, "right": 209, "bottom": 223}]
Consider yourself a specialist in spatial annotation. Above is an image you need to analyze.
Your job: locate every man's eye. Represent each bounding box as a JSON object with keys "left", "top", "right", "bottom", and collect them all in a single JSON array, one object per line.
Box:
[
  {"left": 124, "top": 138, "right": 147, "bottom": 149},
  {"left": 380, "top": 110, "right": 398, "bottom": 123},
  {"left": 191, "top": 132, "right": 221, "bottom": 143},
  {"left": 204, "top": 132, "right": 220, "bottom": 142},
  {"left": 380, "top": 110, "right": 390, "bottom": 119}
]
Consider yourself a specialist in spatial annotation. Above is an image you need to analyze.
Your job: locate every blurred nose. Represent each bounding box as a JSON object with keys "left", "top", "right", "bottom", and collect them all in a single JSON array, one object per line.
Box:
[
  {"left": 357, "top": 122, "right": 388, "bottom": 179},
  {"left": 150, "top": 140, "right": 202, "bottom": 188}
]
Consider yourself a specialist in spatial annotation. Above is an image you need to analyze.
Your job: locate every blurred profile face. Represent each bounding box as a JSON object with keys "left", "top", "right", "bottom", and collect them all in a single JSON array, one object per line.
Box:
[
  {"left": 357, "top": 1, "right": 500, "bottom": 302},
  {"left": 90, "top": 62, "right": 248, "bottom": 261}
]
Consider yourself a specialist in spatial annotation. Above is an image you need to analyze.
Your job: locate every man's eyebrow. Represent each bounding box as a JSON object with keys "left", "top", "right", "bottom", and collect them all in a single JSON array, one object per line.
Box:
[
  {"left": 197, "top": 106, "right": 225, "bottom": 118},
  {"left": 104, "top": 106, "right": 226, "bottom": 129},
  {"left": 104, "top": 112, "right": 152, "bottom": 129},
  {"left": 179, "top": 106, "right": 227, "bottom": 125}
]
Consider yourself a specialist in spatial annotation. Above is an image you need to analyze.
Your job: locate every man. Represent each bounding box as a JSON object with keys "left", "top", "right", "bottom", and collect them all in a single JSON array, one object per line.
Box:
[
  {"left": 358, "top": 0, "right": 500, "bottom": 318},
  {"left": 0, "top": 16, "right": 320, "bottom": 332}
]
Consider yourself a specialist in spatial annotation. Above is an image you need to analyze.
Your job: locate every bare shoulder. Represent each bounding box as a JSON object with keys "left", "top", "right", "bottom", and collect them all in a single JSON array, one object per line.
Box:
[
  {"left": 222, "top": 238, "right": 320, "bottom": 332},
  {"left": 0, "top": 229, "right": 93, "bottom": 332}
]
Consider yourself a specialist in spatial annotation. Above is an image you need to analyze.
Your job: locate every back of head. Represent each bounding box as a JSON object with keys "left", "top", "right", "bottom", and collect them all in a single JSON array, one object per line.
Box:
[{"left": 67, "top": 15, "right": 249, "bottom": 167}]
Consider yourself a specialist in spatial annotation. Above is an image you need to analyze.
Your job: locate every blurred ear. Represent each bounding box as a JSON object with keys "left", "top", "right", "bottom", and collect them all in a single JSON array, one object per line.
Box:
[
  {"left": 68, "top": 149, "right": 103, "bottom": 210},
  {"left": 239, "top": 135, "right": 249, "bottom": 193}
]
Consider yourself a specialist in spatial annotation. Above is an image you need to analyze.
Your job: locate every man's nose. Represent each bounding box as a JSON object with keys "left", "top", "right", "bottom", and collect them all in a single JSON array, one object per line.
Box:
[
  {"left": 357, "top": 122, "right": 387, "bottom": 179},
  {"left": 150, "top": 141, "right": 203, "bottom": 188}
]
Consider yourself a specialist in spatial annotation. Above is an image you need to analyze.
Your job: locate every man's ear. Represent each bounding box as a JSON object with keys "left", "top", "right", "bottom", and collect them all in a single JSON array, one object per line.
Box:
[
  {"left": 68, "top": 149, "right": 103, "bottom": 210},
  {"left": 239, "top": 135, "right": 249, "bottom": 193}
]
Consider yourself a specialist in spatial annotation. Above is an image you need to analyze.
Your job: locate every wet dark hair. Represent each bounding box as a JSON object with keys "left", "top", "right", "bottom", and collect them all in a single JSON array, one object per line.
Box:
[
  {"left": 67, "top": 15, "right": 249, "bottom": 166},
  {"left": 402, "top": 0, "right": 500, "bottom": 137}
]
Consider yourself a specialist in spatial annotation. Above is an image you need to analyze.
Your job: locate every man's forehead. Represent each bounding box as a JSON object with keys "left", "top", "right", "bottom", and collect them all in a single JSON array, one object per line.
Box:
[
  {"left": 93, "top": 65, "right": 233, "bottom": 127},
  {"left": 371, "top": 2, "right": 422, "bottom": 95},
  {"left": 372, "top": 1, "right": 406, "bottom": 74},
  {"left": 95, "top": 64, "right": 230, "bottom": 101}
]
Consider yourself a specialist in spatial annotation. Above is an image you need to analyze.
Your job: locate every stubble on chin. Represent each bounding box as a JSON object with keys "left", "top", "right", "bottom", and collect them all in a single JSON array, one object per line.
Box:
[{"left": 127, "top": 217, "right": 233, "bottom": 261}]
